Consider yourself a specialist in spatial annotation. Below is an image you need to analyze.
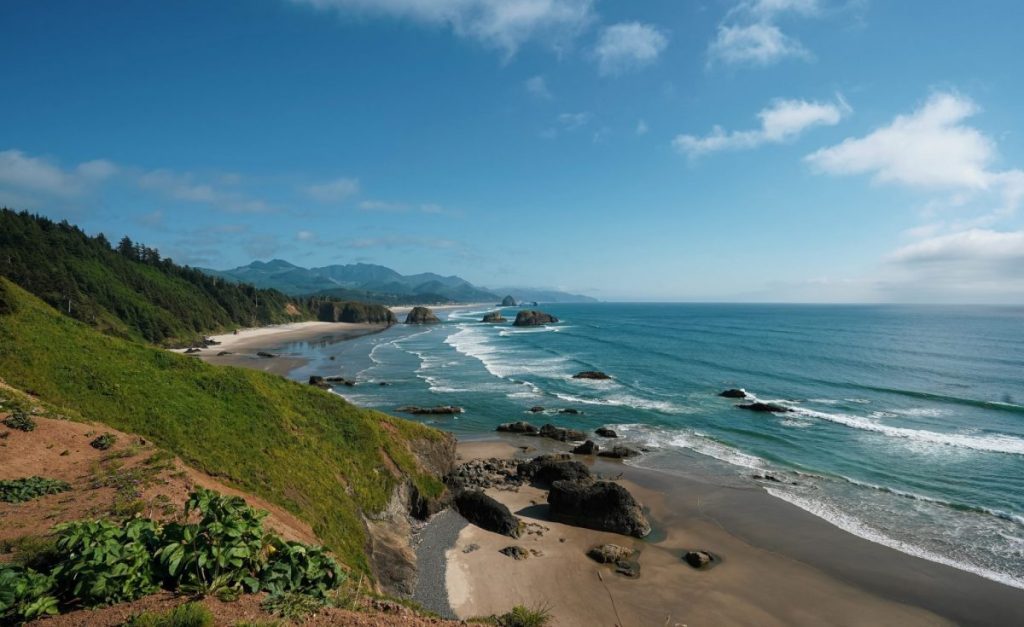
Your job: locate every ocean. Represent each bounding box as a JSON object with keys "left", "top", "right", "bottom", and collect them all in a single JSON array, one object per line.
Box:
[{"left": 280, "top": 303, "right": 1024, "bottom": 590}]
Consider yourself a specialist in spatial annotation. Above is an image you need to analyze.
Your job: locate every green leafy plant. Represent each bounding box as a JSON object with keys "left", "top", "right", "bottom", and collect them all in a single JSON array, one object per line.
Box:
[
  {"left": 2, "top": 410, "right": 36, "bottom": 432},
  {"left": 494, "top": 604, "right": 554, "bottom": 627},
  {"left": 260, "top": 592, "right": 325, "bottom": 620},
  {"left": 0, "top": 476, "right": 71, "bottom": 503},
  {"left": 90, "top": 432, "right": 117, "bottom": 450},
  {"left": 0, "top": 565, "right": 60, "bottom": 623},
  {"left": 260, "top": 538, "right": 345, "bottom": 598},
  {"left": 51, "top": 518, "right": 160, "bottom": 606},
  {"left": 126, "top": 601, "right": 215, "bottom": 627}
]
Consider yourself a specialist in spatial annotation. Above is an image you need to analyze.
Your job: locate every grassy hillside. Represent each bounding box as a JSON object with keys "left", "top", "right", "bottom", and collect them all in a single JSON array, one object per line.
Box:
[
  {"left": 0, "top": 278, "right": 447, "bottom": 574},
  {"left": 0, "top": 209, "right": 315, "bottom": 344}
]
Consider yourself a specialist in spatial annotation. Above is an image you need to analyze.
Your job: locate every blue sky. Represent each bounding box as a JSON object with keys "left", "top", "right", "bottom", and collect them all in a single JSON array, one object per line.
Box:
[{"left": 2, "top": 0, "right": 1023, "bottom": 302}]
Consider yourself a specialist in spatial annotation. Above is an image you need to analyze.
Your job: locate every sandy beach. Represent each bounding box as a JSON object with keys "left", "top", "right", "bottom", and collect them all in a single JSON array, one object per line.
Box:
[{"left": 436, "top": 438, "right": 1024, "bottom": 627}]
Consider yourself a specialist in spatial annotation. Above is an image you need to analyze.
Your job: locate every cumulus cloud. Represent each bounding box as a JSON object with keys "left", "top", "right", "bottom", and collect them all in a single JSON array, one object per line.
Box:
[
  {"left": 594, "top": 22, "right": 668, "bottom": 76},
  {"left": 709, "top": 0, "right": 820, "bottom": 67},
  {"left": 358, "top": 199, "right": 450, "bottom": 215},
  {"left": 673, "top": 96, "right": 849, "bottom": 157},
  {"left": 140, "top": 169, "right": 273, "bottom": 213},
  {"left": 525, "top": 75, "right": 552, "bottom": 99},
  {"left": 289, "top": 0, "right": 595, "bottom": 56},
  {"left": 304, "top": 177, "right": 360, "bottom": 203},
  {"left": 0, "top": 149, "right": 117, "bottom": 199},
  {"left": 888, "top": 228, "right": 1024, "bottom": 265}
]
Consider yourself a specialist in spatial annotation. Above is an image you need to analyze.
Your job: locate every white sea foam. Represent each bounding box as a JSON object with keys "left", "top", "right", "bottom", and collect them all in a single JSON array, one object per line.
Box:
[
  {"left": 553, "top": 392, "right": 689, "bottom": 414},
  {"left": 444, "top": 324, "right": 571, "bottom": 379},
  {"left": 765, "top": 488, "right": 1024, "bottom": 591},
  {"left": 792, "top": 407, "right": 1024, "bottom": 456},
  {"left": 614, "top": 423, "right": 767, "bottom": 470},
  {"left": 890, "top": 407, "right": 951, "bottom": 418}
]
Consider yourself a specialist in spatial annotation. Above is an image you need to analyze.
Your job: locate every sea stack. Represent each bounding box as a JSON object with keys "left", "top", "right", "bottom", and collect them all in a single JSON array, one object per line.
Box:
[
  {"left": 501, "top": 295, "right": 517, "bottom": 306},
  {"left": 404, "top": 306, "right": 440, "bottom": 324},
  {"left": 482, "top": 311, "right": 507, "bottom": 323},
  {"left": 513, "top": 310, "right": 558, "bottom": 327}
]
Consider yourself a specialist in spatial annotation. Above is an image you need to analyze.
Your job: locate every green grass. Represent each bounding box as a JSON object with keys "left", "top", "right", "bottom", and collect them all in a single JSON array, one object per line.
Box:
[
  {"left": 126, "top": 602, "right": 215, "bottom": 627},
  {"left": 0, "top": 279, "right": 448, "bottom": 574}
]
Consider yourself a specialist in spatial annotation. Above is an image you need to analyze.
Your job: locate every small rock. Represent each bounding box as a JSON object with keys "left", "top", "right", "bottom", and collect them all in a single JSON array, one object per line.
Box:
[
  {"left": 462, "top": 543, "right": 480, "bottom": 554},
  {"left": 499, "top": 545, "right": 529, "bottom": 560},
  {"left": 737, "top": 402, "right": 792, "bottom": 413},
  {"left": 683, "top": 550, "right": 714, "bottom": 569},
  {"left": 719, "top": 388, "right": 747, "bottom": 398},
  {"left": 572, "top": 440, "right": 599, "bottom": 455},
  {"left": 528, "top": 406, "right": 545, "bottom": 413},
  {"left": 396, "top": 405, "right": 464, "bottom": 415},
  {"left": 595, "top": 427, "right": 618, "bottom": 438},
  {"left": 615, "top": 559, "right": 641, "bottom": 578},
  {"left": 496, "top": 421, "right": 538, "bottom": 434},
  {"left": 558, "top": 408, "right": 582, "bottom": 415},
  {"left": 573, "top": 371, "right": 612, "bottom": 380},
  {"left": 256, "top": 351, "right": 276, "bottom": 358},
  {"left": 597, "top": 445, "right": 642, "bottom": 459},
  {"left": 587, "top": 544, "right": 633, "bottom": 564}
]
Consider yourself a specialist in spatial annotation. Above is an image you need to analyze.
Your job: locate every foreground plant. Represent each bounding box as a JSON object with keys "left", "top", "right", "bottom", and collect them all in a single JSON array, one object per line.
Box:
[
  {"left": 1, "top": 411, "right": 36, "bottom": 432},
  {"left": 0, "top": 476, "right": 71, "bottom": 503},
  {"left": 0, "top": 565, "right": 60, "bottom": 622}
]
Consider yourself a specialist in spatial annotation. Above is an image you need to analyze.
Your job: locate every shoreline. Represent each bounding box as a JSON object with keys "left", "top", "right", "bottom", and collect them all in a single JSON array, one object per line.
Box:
[{"left": 432, "top": 436, "right": 1024, "bottom": 627}]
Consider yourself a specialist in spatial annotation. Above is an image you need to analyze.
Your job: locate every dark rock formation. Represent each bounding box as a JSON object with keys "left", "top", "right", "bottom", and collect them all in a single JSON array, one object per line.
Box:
[
  {"left": 595, "top": 427, "right": 618, "bottom": 438},
  {"left": 737, "top": 402, "right": 792, "bottom": 413},
  {"left": 324, "top": 375, "right": 356, "bottom": 386},
  {"left": 446, "top": 458, "right": 521, "bottom": 492},
  {"left": 615, "top": 560, "right": 641, "bottom": 578},
  {"left": 517, "top": 455, "right": 592, "bottom": 487},
  {"left": 184, "top": 347, "right": 201, "bottom": 354},
  {"left": 597, "top": 445, "right": 642, "bottom": 459},
  {"left": 453, "top": 490, "right": 521, "bottom": 538},
  {"left": 256, "top": 351, "right": 276, "bottom": 358},
  {"left": 528, "top": 406, "right": 545, "bottom": 414},
  {"left": 499, "top": 545, "right": 529, "bottom": 560},
  {"left": 481, "top": 311, "right": 507, "bottom": 323},
  {"left": 572, "top": 440, "right": 599, "bottom": 455},
  {"left": 405, "top": 306, "right": 441, "bottom": 324},
  {"left": 396, "top": 405, "right": 463, "bottom": 415},
  {"left": 216, "top": 351, "right": 232, "bottom": 356},
  {"left": 501, "top": 295, "right": 517, "bottom": 307},
  {"left": 558, "top": 408, "right": 581, "bottom": 415},
  {"left": 308, "top": 376, "right": 331, "bottom": 389},
  {"left": 573, "top": 371, "right": 611, "bottom": 380},
  {"left": 318, "top": 301, "right": 397, "bottom": 325},
  {"left": 719, "top": 388, "right": 747, "bottom": 399},
  {"left": 548, "top": 480, "right": 651, "bottom": 538},
  {"left": 496, "top": 421, "right": 538, "bottom": 434},
  {"left": 513, "top": 310, "right": 559, "bottom": 327},
  {"left": 683, "top": 550, "right": 714, "bottom": 569},
  {"left": 587, "top": 544, "right": 633, "bottom": 564},
  {"left": 539, "top": 423, "right": 586, "bottom": 442}
]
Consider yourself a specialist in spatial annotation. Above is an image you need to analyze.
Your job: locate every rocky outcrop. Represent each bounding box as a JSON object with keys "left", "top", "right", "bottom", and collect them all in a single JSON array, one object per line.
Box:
[
  {"left": 719, "top": 388, "right": 747, "bottom": 399},
  {"left": 501, "top": 295, "right": 517, "bottom": 307},
  {"left": 405, "top": 306, "right": 441, "bottom": 324},
  {"left": 481, "top": 311, "right": 507, "bottom": 323},
  {"left": 396, "top": 405, "right": 463, "bottom": 415},
  {"left": 324, "top": 375, "right": 356, "bottom": 387},
  {"left": 597, "top": 445, "right": 642, "bottom": 459},
  {"left": 595, "top": 427, "right": 618, "bottom": 438},
  {"left": 528, "top": 406, "right": 545, "bottom": 414},
  {"left": 445, "top": 457, "right": 521, "bottom": 492},
  {"left": 572, "top": 440, "right": 599, "bottom": 455},
  {"left": 737, "top": 402, "right": 792, "bottom": 413},
  {"left": 683, "top": 550, "right": 715, "bottom": 569},
  {"left": 496, "top": 421, "right": 538, "bottom": 434},
  {"left": 548, "top": 480, "right": 651, "bottom": 538},
  {"left": 308, "top": 376, "right": 330, "bottom": 389},
  {"left": 539, "top": 423, "right": 586, "bottom": 442},
  {"left": 453, "top": 490, "right": 521, "bottom": 538},
  {"left": 517, "top": 454, "right": 592, "bottom": 487},
  {"left": 573, "top": 371, "right": 611, "bottom": 380},
  {"left": 318, "top": 301, "right": 396, "bottom": 325},
  {"left": 558, "top": 408, "right": 581, "bottom": 415},
  {"left": 513, "top": 310, "right": 558, "bottom": 327}
]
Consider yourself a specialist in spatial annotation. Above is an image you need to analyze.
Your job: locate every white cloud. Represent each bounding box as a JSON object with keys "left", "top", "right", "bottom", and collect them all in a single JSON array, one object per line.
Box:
[
  {"left": 525, "top": 75, "right": 552, "bottom": 99},
  {"left": 594, "top": 22, "right": 668, "bottom": 76},
  {"left": 673, "top": 96, "right": 848, "bottom": 157},
  {"left": 358, "top": 199, "right": 449, "bottom": 214},
  {"left": 290, "top": 0, "right": 595, "bottom": 56},
  {"left": 806, "top": 93, "right": 997, "bottom": 190},
  {"left": 888, "top": 228, "right": 1024, "bottom": 264},
  {"left": 636, "top": 119, "right": 649, "bottom": 135},
  {"left": 139, "top": 169, "right": 273, "bottom": 213},
  {"left": 738, "top": 0, "right": 820, "bottom": 19},
  {"left": 304, "top": 177, "right": 360, "bottom": 203},
  {"left": 296, "top": 229, "right": 315, "bottom": 241},
  {"left": 0, "top": 150, "right": 116, "bottom": 199},
  {"left": 558, "top": 111, "right": 591, "bottom": 130},
  {"left": 708, "top": 23, "right": 809, "bottom": 66}
]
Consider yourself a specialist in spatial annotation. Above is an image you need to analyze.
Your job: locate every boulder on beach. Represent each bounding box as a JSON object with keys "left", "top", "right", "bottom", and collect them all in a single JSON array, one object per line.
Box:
[
  {"left": 573, "top": 371, "right": 612, "bottom": 380},
  {"left": 587, "top": 544, "right": 633, "bottom": 564},
  {"left": 517, "top": 455, "right": 592, "bottom": 487},
  {"left": 595, "top": 427, "right": 618, "bottom": 438},
  {"left": 513, "top": 310, "right": 559, "bottom": 327},
  {"left": 683, "top": 550, "right": 715, "bottom": 569},
  {"left": 396, "top": 405, "right": 464, "bottom": 415},
  {"left": 572, "top": 440, "right": 599, "bottom": 456},
  {"left": 501, "top": 295, "right": 517, "bottom": 307},
  {"left": 719, "top": 388, "right": 747, "bottom": 399},
  {"left": 499, "top": 545, "right": 529, "bottom": 560},
  {"left": 496, "top": 421, "right": 538, "bottom": 434},
  {"left": 481, "top": 311, "right": 507, "bottom": 323},
  {"left": 539, "top": 423, "right": 586, "bottom": 442},
  {"left": 597, "top": 445, "right": 642, "bottom": 459},
  {"left": 548, "top": 480, "right": 651, "bottom": 538},
  {"left": 737, "top": 402, "right": 792, "bottom": 413},
  {"left": 453, "top": 490, "right": 521, "bottom": 538},
  {"left": 405, "top": 306, "right": 441, "bottom": 324}
]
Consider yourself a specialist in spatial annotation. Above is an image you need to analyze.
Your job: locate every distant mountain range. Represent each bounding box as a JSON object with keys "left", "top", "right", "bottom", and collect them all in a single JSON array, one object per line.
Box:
[{"left": 199, "top": 259, "right": 597, "bottom": 304}]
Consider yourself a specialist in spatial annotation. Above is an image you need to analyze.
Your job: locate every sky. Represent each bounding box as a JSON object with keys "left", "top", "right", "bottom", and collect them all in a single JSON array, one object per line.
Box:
[{"left": 2, "top": 0, "right": 1023, "bottom": 303}]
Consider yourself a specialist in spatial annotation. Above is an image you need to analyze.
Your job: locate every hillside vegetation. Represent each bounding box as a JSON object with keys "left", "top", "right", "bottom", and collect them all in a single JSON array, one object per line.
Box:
[{"left": 0, "top": 278, "right": 448, "bottom": 574}]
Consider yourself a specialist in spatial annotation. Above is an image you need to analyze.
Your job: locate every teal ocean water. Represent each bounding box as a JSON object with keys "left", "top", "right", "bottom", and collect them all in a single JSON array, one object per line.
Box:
[{"left": 282, "top": 303, "right": 1024, "bottom": 589}]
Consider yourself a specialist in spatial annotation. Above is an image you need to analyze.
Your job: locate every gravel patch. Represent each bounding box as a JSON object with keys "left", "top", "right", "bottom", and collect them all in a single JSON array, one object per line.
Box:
[{"left": 412, "top": 508, "right": 468, "bottom": 619}]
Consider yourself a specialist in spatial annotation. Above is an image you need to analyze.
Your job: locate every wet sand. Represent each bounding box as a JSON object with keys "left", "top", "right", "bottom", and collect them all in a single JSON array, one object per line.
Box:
[{"left": 439, "top": 438, "right": 1024, "bottom": 627}]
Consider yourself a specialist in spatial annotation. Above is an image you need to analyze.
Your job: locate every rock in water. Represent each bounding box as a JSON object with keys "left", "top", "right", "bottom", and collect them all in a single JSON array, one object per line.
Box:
[
  {"left": 396, "top": 405, "right": 463, "bottom": 415},
  {"left": 573, "top": 371, "right": 612, "bottom": 380},
  {"left": 482, "top": 311, "right": 507, "bottom": 323},
  {"left": 528, "top": 406, "right": 545, "bottom": 413},
  {"left": 538, "top": 423, "right": 586, "bottom": 442},
  {"left": 405, "top": 306, "right": 441, "bottom": 324},
  {"left": 595, "top": 427, "right": 618, "bottom": 438},
  {"left": 548, "top": 480, "right": 651, "bottom": 538},
  {"left": 719, "top": 388, "right": 747, "bottom": 398},
  {"left": 453, "top": 490, "right": 521, "bottom": 538},
  {"left": 513, "top": 310, "right": 559, "bottom": 327},
  {"left": 736, "top": 402, "right": 792, "bottom": 413},
  {"left": 558, "top": 408, "right": 581, "bottom": 415},
  {"left": 683, "top": 550, "right": 714, "bottom": 568},
  {"left": 517, "top": 455, "right": 593, "bottom": 486},
  {"left": 597, "top": 445, "right": 642, "bottom": 459},
  {"left": 501, "top": 295, "right": 517, "bottom": 307},
  {"left": 572, "top": 440, "right": 599, "bottom": 455},
  {"left": 308, "top": 376, "right": 330, "bottom": 389},
  {"left": 256, "top": 351, "right": 276, "bottom": 358},
  {"left": 495, "top": 421, "right": 538, "bottom": 434}
]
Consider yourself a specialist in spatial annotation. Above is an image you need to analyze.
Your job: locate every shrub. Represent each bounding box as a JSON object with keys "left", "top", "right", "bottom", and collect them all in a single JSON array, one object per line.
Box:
[
  {"left": 2, "top": 411, "right": 36, "bottom": 432},
  {"left": 0, "top": 476, "right": 71, "bottom": 503},
  {"left": 126, "top": 601, "right": 215, "bottom": 627},
  {"left": 0, "top": 565, "right": 60, "bottom": 623},
  {"left": 260, "top": 538, "right": 345, "bottom": 598},
  {"left": 90, "top": 433, "right": 117, "bottom": 450},
  {"left": 494, "top": 604, "right": 554, "bottom": 627},
  {"left": 260, "top": 592, "right": 325, "bottom": 620}
]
